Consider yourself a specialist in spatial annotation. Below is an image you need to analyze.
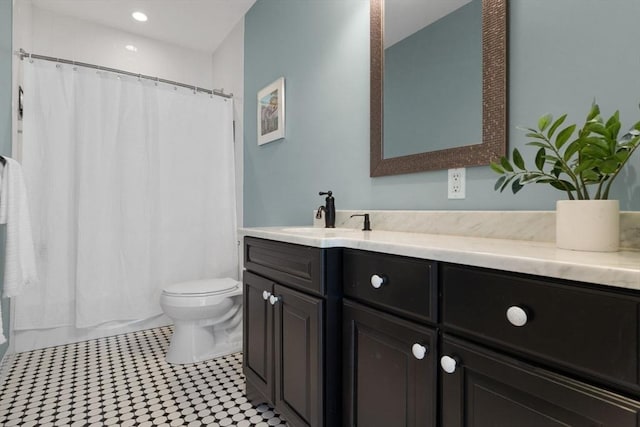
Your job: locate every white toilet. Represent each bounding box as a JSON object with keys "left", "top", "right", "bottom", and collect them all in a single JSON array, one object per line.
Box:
[{"left": 160, "top": 277, "right": 243, "bottom": 364}]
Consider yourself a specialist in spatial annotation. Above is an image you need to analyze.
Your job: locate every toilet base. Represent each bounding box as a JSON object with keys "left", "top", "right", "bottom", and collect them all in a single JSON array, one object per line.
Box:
[{"left": 165, "top": 321, "right": 241, "bottom": 365}]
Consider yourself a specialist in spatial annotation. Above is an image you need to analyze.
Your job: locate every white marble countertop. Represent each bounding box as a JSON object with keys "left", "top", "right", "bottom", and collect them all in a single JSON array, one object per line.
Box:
[{"left": 239, "top": 227, "right": 640, "bottom": 291}]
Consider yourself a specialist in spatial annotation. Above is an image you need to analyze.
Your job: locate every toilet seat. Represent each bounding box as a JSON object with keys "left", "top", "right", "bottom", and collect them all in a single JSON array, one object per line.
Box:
[{"left": 162, "top": 278, "right": 239, "bottom": 297}]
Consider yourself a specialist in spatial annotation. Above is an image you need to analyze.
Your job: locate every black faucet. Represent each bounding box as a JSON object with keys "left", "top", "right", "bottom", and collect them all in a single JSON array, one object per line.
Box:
[
  {"left": 316, "top": 191, "right": 335, "bottom": 228},
  {"left": 350, "top": 213, "right": 371, "bottom": 231}
]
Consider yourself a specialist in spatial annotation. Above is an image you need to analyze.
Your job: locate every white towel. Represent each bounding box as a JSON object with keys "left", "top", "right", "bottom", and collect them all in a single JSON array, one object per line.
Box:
[{"left": 0, "top": 157, "right": 38, "bottom": 302}]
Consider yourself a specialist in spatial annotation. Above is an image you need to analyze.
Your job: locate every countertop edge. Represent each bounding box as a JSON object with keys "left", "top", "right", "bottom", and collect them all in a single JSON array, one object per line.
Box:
[{"left": 239, "top": 227, "right": 640, "bottom": 291}]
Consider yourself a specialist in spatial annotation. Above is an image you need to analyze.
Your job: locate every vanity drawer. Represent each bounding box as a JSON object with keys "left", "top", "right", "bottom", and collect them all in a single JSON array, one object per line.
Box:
[
  {"left": 244, "top": 237, "right": 324, "bottom": 296},
  {"left": 441, "top": 263, "right": 640, "bottom": 393},
  {"left": 343, "top": 249, "right": 437, "bottom": 323}
]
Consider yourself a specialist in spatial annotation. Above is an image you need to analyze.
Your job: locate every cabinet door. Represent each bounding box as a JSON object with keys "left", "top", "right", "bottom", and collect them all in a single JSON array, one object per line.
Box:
[
  {"left": 441, "top": 336, "right": 640, "bottom": 427},
  {"left": 243, "top": 271, "right": 274, "bottom": 403},
  {"left": 343, "top": 300, "right": 437, "bottom": 427},
  {"left": 272, "top": 284, "right": 324, "bottom": 427}
]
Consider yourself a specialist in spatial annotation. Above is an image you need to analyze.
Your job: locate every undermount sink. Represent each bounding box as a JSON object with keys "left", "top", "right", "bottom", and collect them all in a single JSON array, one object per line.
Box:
[{"left": 278, "top": 227, "right": 360, "bottom": 234}]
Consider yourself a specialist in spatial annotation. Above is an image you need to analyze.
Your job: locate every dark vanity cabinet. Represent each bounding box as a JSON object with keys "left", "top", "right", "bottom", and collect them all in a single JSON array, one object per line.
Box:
[
  {"left": 242, "top": 237, "right": 341, "bottom": 427},
  {"left": 244, "top": 235, "right": 640, "bottom": 426},
  {"left": 342, "top": 249, "right": 438, "bottom": 426},
  {"left": 340, "top": 250, "right": 640, "bottom": 426},
  {"left": 440, "top": 263, "right": 640, "bottom": 427}
]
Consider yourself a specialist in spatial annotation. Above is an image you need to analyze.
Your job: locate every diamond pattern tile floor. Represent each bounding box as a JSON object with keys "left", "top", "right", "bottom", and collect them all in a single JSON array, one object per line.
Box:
[{"left": 0, "top": 326, "right": 287, "bottom": 426}]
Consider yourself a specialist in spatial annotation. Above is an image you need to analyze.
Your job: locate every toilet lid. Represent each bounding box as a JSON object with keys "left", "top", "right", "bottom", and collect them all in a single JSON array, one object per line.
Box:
[{"left": 162, "top": 278, "right": 239, "bottom": 297}]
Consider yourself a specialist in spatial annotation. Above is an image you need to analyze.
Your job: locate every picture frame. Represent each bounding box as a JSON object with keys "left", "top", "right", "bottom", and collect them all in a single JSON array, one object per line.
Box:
[{"left": 257, "top": 77, "right": 285, "bottom": 145}]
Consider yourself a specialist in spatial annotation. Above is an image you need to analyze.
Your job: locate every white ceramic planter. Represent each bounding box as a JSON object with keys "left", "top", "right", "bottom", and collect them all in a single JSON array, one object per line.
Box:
[{"left": 555, "top": 200, "right": 620, "bottom": 252}]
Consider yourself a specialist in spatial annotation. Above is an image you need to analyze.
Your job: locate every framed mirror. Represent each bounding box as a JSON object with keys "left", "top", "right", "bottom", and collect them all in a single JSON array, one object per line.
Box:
[{"left": 370, "top": 0, "right": 507, "bottom": 177}]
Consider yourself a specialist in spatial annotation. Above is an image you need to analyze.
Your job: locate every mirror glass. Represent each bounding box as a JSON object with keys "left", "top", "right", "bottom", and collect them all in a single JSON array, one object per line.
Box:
[
  {"left": 370, "top": 0, "right": 507, "bottom": 177},
  {"left": 384, "top": 0, "right": 481, "bottom": 158}
]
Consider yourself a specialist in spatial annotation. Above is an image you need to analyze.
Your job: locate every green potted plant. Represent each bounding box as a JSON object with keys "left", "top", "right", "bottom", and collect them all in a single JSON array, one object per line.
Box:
[{"left": 491, "top": 101, "right": 640, "bottom": 251}]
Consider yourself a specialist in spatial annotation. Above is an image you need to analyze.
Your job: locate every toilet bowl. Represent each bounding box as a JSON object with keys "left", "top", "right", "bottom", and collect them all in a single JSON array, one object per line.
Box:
[{"left": 160, "top": 277, "right": 242, "bottom": 364}]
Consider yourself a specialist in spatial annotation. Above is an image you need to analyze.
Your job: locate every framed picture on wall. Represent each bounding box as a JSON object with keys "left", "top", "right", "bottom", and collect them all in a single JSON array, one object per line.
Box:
[{"left": 257, "top": 77, "right": 285, "bottom": 145}]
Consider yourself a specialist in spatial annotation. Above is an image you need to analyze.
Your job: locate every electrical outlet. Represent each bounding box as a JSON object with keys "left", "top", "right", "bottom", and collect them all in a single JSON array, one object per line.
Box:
[{"left": 448, "top": 168, "right": 466, "bottom": 199}]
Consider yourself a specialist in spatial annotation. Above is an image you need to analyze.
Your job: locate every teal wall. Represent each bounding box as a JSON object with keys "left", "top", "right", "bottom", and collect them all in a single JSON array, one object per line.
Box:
[
  {"left": 384, "top": 0, "right": 481, "bottom": 157},
  {"left": 244, "top": 0, "right": 640, "bottom": 227},
  {"left": 0, "top": 0, "right": 12, "bottom": 359}
]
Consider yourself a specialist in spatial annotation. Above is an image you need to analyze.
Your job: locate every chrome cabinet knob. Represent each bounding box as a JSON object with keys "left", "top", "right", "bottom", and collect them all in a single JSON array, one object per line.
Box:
[
  {"left": 411, "top": 343, "right": 428, "bottom": 360},
  {"left": 440, "top": 355, "right": 458, "bottom": 374},
  {"left": 269, "top": 295, "right": 280, "bottom": 305},
  {"left": 262, "top": 290, "right": 272, "bottom": 301},
  {"left": 506, "top": 306, "right": 528, "bottom": 327},
  {"left": 370, "top": 274, "right": 386, "bottom": 289}
]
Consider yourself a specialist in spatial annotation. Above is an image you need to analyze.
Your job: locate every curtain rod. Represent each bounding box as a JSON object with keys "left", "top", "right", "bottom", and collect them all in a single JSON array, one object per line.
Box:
[{"left": 15, "top": 48, "right": 233, "bottom": 99}]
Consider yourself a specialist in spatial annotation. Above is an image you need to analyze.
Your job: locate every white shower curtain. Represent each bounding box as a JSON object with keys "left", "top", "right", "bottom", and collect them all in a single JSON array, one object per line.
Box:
[{"left": 16, "top": 59, "right": 237, "bottom": 330}]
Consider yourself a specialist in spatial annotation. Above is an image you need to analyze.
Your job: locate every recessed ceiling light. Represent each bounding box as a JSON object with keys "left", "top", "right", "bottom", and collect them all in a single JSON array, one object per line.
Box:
[
  {"left": 132, "top": 11, "right": 148, "bottom": 22},
  {"left": 125, "top": 45, "right": 138, "bottom": 52}
]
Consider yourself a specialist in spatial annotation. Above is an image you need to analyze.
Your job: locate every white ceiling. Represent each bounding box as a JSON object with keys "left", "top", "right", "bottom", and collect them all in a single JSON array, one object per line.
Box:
[
  {"left": 30, "top": 0, "right": 257, "bottom": 53},
  {"left": 30, "top": 0, "right": 472, "bottom": 53},
  {"left": 384, "top": 0, "right": 472, "bottom": 48}
]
